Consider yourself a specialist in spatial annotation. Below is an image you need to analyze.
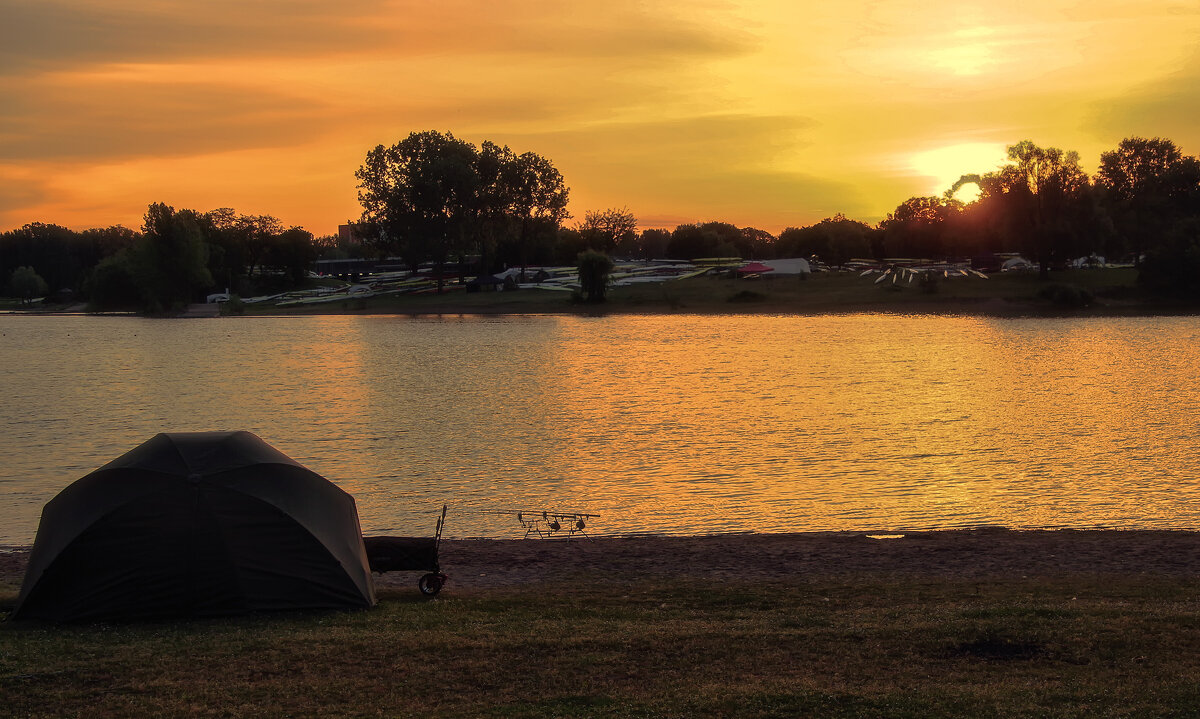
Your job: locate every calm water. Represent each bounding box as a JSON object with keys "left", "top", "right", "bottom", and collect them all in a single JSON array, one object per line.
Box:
[{"left": 1, "top": 312, "right": 1198, "bottom": 545}]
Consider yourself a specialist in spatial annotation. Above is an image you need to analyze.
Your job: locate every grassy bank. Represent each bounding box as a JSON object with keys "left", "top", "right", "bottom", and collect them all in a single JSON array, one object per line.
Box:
[
  {"left": 4, "top": 575, "right": 1200, "bottom": 717},
  {"left": 234, "top": 268, "right": 1177, "bottom": 318}
]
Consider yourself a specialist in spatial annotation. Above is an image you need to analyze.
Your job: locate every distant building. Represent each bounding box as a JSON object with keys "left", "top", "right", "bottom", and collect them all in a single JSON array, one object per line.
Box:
[{"left": 337, "top": 223, "right": 366, "bottom": 246}]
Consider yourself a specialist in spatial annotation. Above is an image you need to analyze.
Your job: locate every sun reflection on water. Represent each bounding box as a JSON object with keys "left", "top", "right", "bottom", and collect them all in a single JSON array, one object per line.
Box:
[{"left": 1, "top": 313, "right": 1198, "bottom": 543}]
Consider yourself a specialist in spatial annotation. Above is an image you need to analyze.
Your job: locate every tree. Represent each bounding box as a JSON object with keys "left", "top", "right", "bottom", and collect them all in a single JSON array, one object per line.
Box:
[
  {"left": 236, "top": 215, "right": 283, "bottom": 279},
  {"left": 8, "top": 266, "right": 48, "bottom": 304},
  {"left": 130, "top": 203, "right": 214, "bottom": 313},
  {"left": 578, "top": 208, "right": 637, "bottom": 254},
  {"left": 637, "top": 228, "right": 671, "bottom": 259},
  {"left": 577, "top": 249, "right": 614, "bottom": 303},
  {"left": 1096, "top": 137, "right": 1200, "bottom": 262},
  {"left": 965, "top": 141, "right": 1092, "bottom": 277},
  {"left": 777, "top": 214, "right": 874, "bottom": 267},
  {"left": 268, "top": 227, "right": 318, "bottom": 284},
  {"left": 1139, "top": 217, "right": 1200, "bottom": 298},
  {"left": 80, "top": 225, "right": 138, "bottom": 267},
  {"left": 739, "top": 227, "right": 776, "bottom": 259},
  {"left": 0, "top": 223, "right": 86, "bottom": 294},
  {"left": 86, "top": 253, "right": 141, "bottom": 310},
  {"left": 880, "top": 196, "right": 963, "bottom": 259},
  {"left": 472, "top": 140, "right": 519, "bottom": 273},
  {"left": 694, "top": 222, "right": 744, "bottom": 259},
  {"left": 356, "top": 130, "right": 480, "bottom": 291},
  {"left": 667, "top": 223, "right": 719, "bottom": 260},
  {"left": 552, "top": 227, "right": 587, "bottom": 265},
  {"left": 505, "top": 150, "right": 571, "bottom": 270}
]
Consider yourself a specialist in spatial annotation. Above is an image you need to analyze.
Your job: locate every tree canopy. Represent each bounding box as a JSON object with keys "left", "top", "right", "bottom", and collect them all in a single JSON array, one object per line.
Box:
[
  {"left": 578, "top": 208, "right": 637, "bottom": 255},
  {"left": 356, "top": 130, "right": 571, "bottom": 282}
]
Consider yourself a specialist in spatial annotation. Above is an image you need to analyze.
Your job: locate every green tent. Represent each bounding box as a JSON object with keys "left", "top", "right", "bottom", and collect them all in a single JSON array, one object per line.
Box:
[{"left": 12, "top": 431, "right": 376, "bottom": 622}]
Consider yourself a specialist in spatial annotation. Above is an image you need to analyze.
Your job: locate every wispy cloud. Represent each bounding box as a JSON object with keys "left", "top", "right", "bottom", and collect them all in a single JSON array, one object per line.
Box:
[
  {"left": 1, "top": 0, "right": 1198, "bottom": 234},
  {"left": 1089, "top": 51, "right": 1200, "bottom": 151}
]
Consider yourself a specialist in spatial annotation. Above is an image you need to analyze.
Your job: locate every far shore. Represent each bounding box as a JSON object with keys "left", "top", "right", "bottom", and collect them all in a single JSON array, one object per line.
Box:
[
  {"left": 197, "top": 268, "right": 1200, "bottom": 319},
  {"left": 5, "top": 268, "right": 1199, "bottom": 319}
]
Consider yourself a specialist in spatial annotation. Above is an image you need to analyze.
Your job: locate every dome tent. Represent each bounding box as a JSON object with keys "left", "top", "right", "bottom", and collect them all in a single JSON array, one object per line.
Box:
[{"left": 12, "top": 431, "right": 376, "bottom": 622}]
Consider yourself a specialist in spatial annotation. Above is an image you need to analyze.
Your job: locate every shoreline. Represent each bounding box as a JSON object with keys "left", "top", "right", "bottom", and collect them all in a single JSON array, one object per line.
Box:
[
  {"left": 9, "top": 299, "right": 1199, "bottom": 320},
  {"left": 7, "top": 268, "right": 1199, "bottom": 320},
  {"left": 8, "top": 528, "right": 1198, "bottom": 594}
]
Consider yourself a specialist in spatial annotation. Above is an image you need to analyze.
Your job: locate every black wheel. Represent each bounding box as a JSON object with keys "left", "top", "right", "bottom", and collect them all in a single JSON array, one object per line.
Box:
[{"left": 418, "top": 573, "right": 445, "bottom": 596}]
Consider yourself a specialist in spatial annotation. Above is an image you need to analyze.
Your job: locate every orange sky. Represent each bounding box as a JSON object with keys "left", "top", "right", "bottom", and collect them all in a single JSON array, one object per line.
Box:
[{"left": 2, "top": 0, "right": 1199, "bottom": 236}]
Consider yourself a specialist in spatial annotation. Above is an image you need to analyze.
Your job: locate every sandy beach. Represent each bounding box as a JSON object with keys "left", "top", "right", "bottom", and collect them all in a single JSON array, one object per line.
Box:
[{"left": 421, "top": 529, "right": 1200, "bottom": 588}]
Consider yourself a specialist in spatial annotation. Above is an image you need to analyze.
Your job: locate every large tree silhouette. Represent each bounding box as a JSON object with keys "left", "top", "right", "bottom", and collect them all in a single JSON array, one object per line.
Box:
[
  {"left": 960, "top": 141, "right": 1091, "bottom": 277},
  {"left": 357, "top": 131, "right": 479, "bottom": 290},
  {"left": 1096, "top": 136, "right": 1200, "bottom": 263}
]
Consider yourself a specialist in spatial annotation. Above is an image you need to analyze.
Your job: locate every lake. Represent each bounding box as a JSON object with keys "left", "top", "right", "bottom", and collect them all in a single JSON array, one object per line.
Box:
[{"left": 1, "top": 312, "right": 1198, "bottom": 544}]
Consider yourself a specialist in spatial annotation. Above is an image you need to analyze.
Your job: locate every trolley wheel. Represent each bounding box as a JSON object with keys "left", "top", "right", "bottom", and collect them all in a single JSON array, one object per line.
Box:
[{"left": 418, "top": 573, "right": 445, "bottom": 596}]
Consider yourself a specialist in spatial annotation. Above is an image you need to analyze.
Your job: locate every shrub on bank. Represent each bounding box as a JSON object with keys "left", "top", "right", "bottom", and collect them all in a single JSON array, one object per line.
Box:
[{"left": 1037, "top": 283, "right": 1094, "bottom": 308}]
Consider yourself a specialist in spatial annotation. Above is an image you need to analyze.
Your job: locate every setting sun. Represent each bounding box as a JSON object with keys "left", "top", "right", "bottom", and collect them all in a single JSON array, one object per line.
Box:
[{"left": 909, "top": 143, "right": 1008, "bottom": 202}]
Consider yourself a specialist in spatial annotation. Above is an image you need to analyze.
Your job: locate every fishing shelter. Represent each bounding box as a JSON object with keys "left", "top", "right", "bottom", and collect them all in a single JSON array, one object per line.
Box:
[{"left": 12, "top": 431, "right": 376, "bottom": 622}]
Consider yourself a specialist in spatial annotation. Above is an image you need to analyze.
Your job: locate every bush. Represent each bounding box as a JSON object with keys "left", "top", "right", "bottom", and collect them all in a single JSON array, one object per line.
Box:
[
  {"left": 918, "top": 272, "right": 939, "bottom": 294},
  {"left": 1037, "top": 283, "right": 1094, "bottom": 308},
  {"left": 728, "top": 289, "right": 767, "bottom": 303},
  {"left": 85, "top": 254, "right": 141, "bottom": 310},
  {"left": 1139, "top": 219, "right": 1200, "bottom": 299},
  {"left": 577, "top": 250, "right": 614, "bottom": 303},
  {"left": 8, "top": 266, "right": 48, "bottom": 304},
  {"left": 222, "top": 296, "right": 246, "bottom": 315}
]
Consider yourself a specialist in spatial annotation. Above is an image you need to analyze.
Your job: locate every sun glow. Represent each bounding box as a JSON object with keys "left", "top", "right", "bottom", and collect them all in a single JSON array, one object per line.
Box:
[{"left": 909, "top": 142, "right": 1007, "bottom": 202}]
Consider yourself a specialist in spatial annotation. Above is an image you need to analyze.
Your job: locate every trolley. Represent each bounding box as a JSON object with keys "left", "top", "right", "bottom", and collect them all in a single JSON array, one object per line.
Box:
[{"left": 362, "top": 505, "right": 448, "bottom": 596}]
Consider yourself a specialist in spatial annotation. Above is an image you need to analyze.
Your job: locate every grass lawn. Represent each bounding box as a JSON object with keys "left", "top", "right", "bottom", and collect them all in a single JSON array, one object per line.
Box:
[
  {"left": 238, "top": 268, "right": 1156, "bottom": 318},
  {"left": 4, "top": 576, "right": 1200, "bottom": 718}
]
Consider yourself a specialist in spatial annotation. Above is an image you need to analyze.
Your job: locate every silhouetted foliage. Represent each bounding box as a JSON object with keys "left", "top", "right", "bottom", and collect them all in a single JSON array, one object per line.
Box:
[
  {"left": 958, "top": 141, "right": 1092, "bottom": 277},
  {"left": 637, "top": 228, "right": 672, "bottom": 259},
  {"left": 7, "top": 131, "right": 1200, "bottom": 308},
  {"left": 660, "top": 221, "right": 772, "bottom": 260},
  {"left": 86, "top": 253, "right": 141, "bottom": 310},
  {"left": 1097, "top": 137, "right": 1200, "bottom": 263},
  {"left": 129, "top": 203, "right": 214, "bottom": 313},
  {"left": 777, "top": 214, "right": 874, "bottom": 267},
  {"left": 1037, "top": 283, "right": 1094, "bottom": 307},
  {"left": 0, "top": 223, "right": 90, "bottom": 294},
  {"left": 504, "top": 148, "right": 571, "bottom": 269},
  {"left": 880, "top": 196, "right": 963, "bottom": 259},
  {"left": 357, "top": 130, "right": 570, "bottom": 283},
  {"left": 577, "top": 249, "right": 614, "bottom": 303},
  {"left": 666, "top": 224, "right": 718, "bottom": 260},
  {"left": 8, "top": 266, "right": 48, "bottom": 303},
  {"left": 552, "top": 227, "right": 587, "bottom": 266},
  {"left": 269, "top": 227, "right": 319, "bottom": 284},
  {"left": 578, "top": 208, "right": 637, "bottom": 255},
  {"left": 739, "top": 227, "right": 776, "bottom": 259},
  {"left": 357, "top": 130, "right": 479, "bottom": 290},
  {"left": 1139, "top": 218, "right": 1200, "bottom": 298}
]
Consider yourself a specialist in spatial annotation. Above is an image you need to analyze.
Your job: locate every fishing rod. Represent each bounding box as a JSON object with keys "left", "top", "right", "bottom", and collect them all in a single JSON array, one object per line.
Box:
[
  {"left": 453, "top": 508, "right": 600, "bottom": 518},
  {"left": 449, "top": 507, "right": 599, "bottom": 538}
]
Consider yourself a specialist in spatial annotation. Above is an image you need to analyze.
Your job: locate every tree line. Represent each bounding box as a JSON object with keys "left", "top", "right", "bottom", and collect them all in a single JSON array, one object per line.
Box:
[
  {"left": 5, "top": 132, "right": 1200, "bottom": 309},
  {"left": 1, "top": 204, "right": 329, "bottom": 312},
  {"left": 355, "top": 132, "right": 1200, "bottom": 296}
]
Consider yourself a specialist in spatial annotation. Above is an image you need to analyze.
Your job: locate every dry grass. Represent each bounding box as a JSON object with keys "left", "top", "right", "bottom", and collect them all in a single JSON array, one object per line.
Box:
[{"left": 4, "top": 575, "right": 1200, "bottom": 717}]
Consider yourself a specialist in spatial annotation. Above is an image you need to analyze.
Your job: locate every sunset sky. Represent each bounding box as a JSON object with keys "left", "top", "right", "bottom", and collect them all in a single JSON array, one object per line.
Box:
[{"left": 3, "top": 0, "right": 1199, "bottom": 237}]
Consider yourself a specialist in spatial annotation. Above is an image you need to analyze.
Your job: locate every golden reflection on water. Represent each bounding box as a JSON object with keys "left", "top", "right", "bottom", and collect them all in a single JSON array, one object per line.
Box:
[
  {"left": 539, "top": 314, "right": 1200, "bottom": 535},
  {"left": 2, "top": 313, "right": 1199, "bottom": 542}
]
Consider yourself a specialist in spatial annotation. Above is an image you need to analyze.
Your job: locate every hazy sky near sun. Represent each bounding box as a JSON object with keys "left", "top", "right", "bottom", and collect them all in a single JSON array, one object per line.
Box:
[{"left": 3, "top": 0, "right": 1200, "bottom": 236}]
